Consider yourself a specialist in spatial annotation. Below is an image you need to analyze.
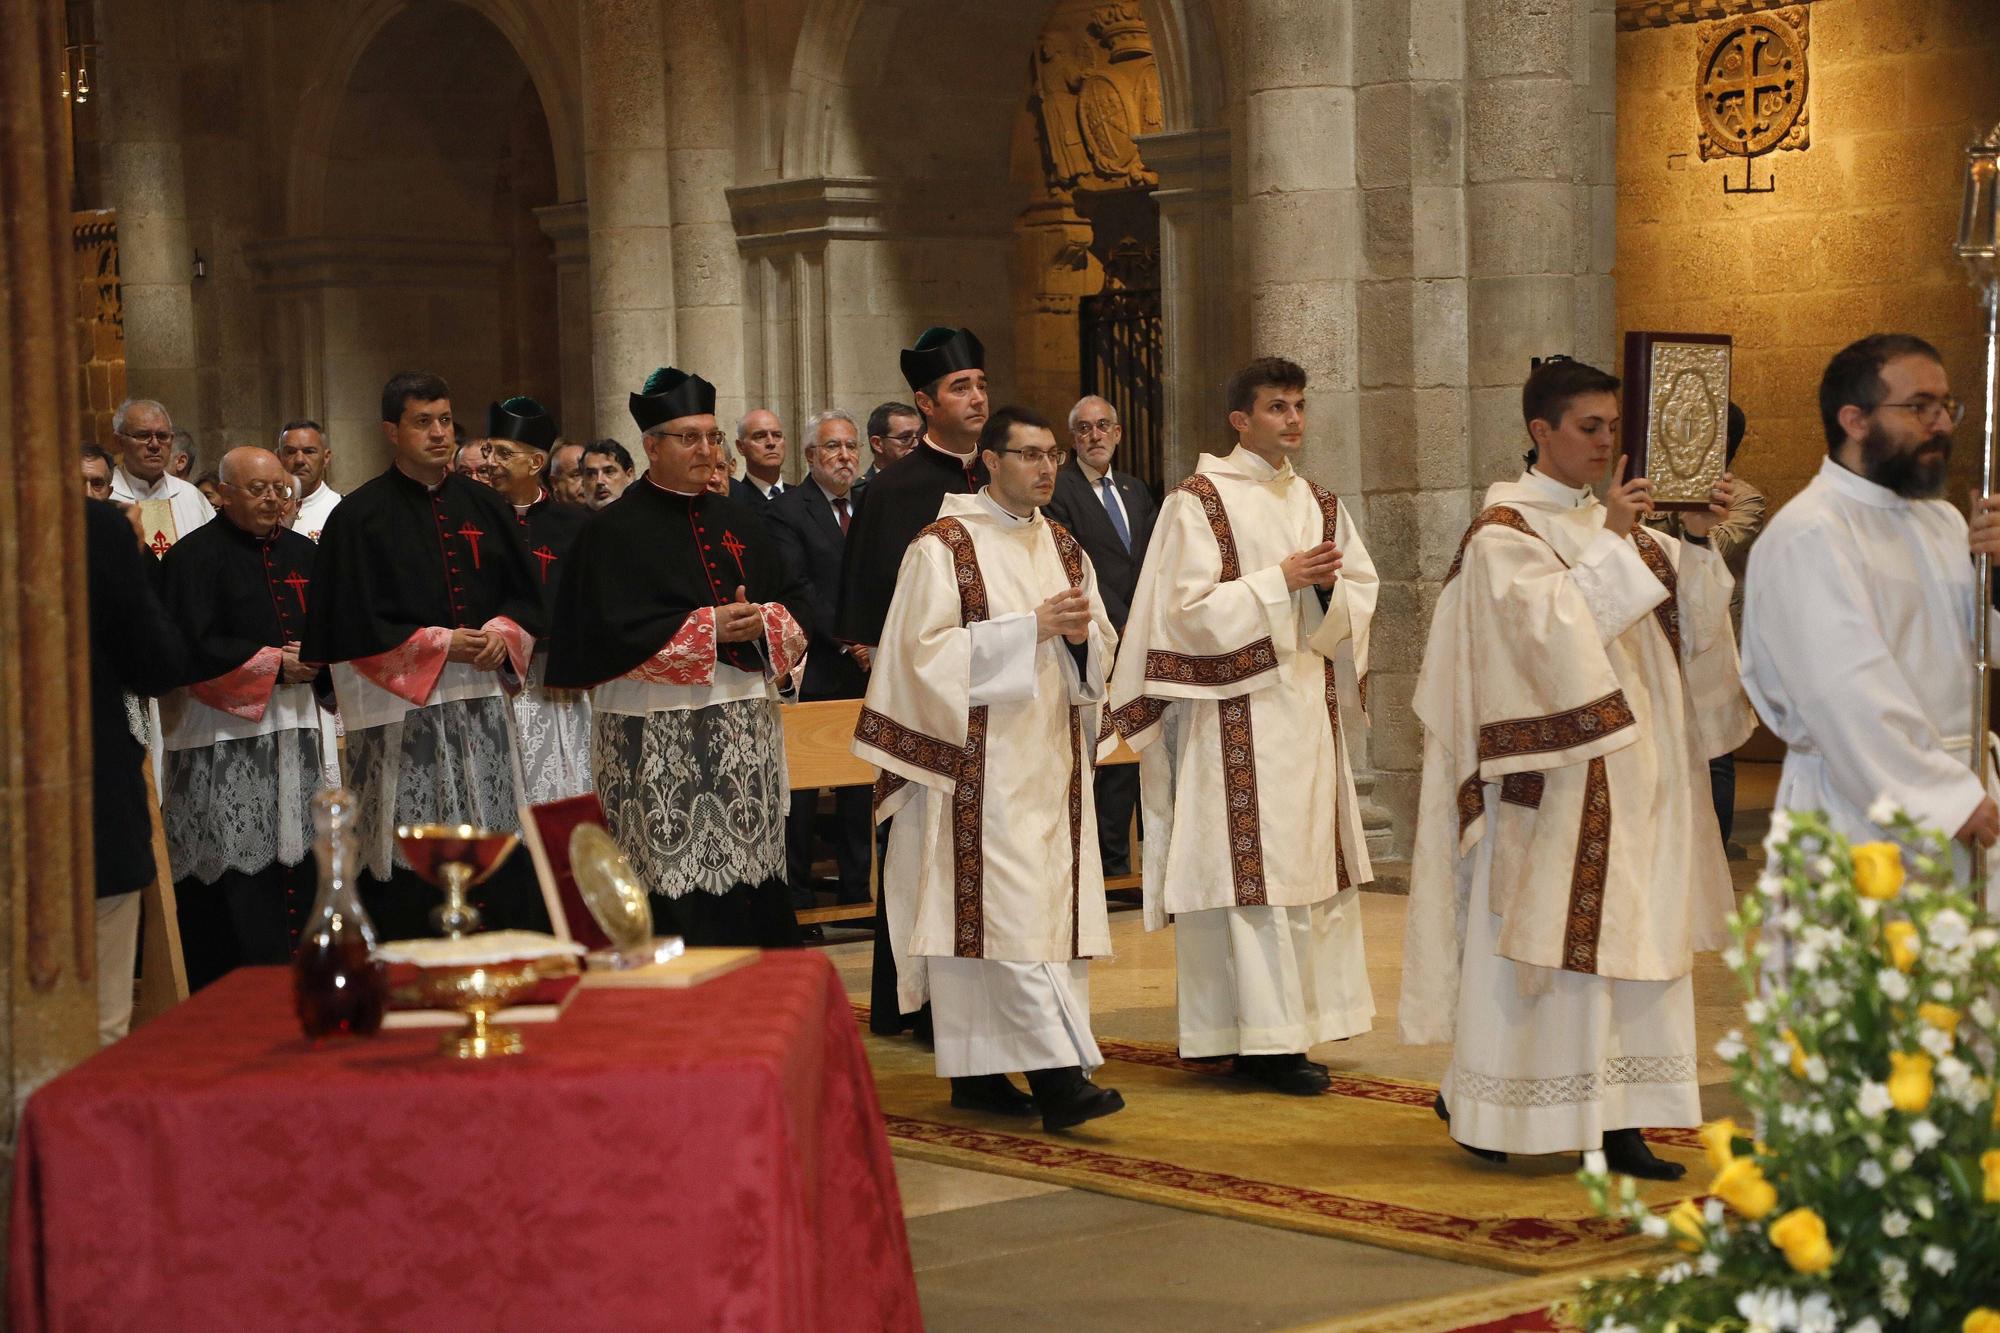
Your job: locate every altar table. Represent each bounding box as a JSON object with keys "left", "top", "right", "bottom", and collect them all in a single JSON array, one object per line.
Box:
[{"left": 9, "top": 952, "right": 921, "bottom": 1332}]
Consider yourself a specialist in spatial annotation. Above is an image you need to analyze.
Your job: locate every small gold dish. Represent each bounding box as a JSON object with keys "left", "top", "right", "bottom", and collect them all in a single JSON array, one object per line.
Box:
[{"left": 379, "top": 932, "right": 583, "bottom": 1059}]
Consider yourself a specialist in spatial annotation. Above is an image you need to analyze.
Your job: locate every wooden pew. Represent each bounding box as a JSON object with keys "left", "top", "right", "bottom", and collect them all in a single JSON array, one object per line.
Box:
[{"left": 780, "top": 698, "right": 1141, "bottom": 927}]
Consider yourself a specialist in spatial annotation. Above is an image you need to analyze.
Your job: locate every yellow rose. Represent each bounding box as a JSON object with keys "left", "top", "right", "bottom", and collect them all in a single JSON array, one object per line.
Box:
[
  {"left": 1768, "top": 1207, "right": 1834, "bottom": 1275},
  {"left": 1666, "top": 1198, "right": 1706, "bottom": 1252},
  {"left": 1884, "top": 920, "right": 1920, "bottom": 972},
  {"left": 1697, "top": 1118, "right": 1742, "bottom": 1170},
  {"left": 1983, "top": 1149, "right": 2000, "bottom": 1204},
  {"left": 1712, "top": 1156, "right": 1777, "bottom": 1219},
  {"left": 1783, "top": 1029, "right": 1809, "bottom": 1078},
  {"left": 1888, "top": 1051, "right": 1935, "bottom": 1113},
  {"left": 1966, "top": 1311, "right": 2000, "bottom": 1333},
  {"left": 1920, "top": 1003, "right": 1963, "bottom": 1036},
  {"left": 1851, "top": 841, "right": 1906, "bottom": 899}
]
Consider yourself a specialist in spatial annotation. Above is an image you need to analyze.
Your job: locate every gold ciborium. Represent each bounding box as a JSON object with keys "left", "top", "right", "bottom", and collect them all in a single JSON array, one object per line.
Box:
[
  {"left": 378, "top": 932, "right": 583, "bottom": 1059},
  {"left": 394, "top": 823, "right": 520, "bottom": 938}
]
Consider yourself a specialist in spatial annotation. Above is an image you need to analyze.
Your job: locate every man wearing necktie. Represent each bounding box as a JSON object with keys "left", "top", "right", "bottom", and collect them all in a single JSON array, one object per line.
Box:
[
  {"left": 769, "top": 409, "right": 875, "bottom": 909},
  {"left": 1042, "top": 395, "right": 1159, "bottom": 876}
]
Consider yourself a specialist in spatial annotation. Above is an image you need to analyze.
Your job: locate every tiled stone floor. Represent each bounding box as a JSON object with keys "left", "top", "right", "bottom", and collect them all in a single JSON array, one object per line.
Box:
[{"left": 822, "top": 762, "right": 1777, "bottom": 1330}]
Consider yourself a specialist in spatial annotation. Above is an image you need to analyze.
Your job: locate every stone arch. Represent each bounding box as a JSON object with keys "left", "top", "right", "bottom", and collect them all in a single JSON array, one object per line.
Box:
[
  {"left": 778, "top": 0, "right": 1227, "bottom": 180},
  {"left": 283, "top": 0, "right": 582, "bottom": 237}
]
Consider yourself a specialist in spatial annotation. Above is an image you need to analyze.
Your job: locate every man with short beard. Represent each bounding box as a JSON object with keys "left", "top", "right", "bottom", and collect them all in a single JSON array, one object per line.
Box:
[
  {"left": 1743, "top": 333, "right": 2000, "bottom": 905},
  {"left": 581, "top": 439, "right": 636, "bottom": 510},
  {"left": 109, "top": 398, "right": 212, "bottom": 555}
]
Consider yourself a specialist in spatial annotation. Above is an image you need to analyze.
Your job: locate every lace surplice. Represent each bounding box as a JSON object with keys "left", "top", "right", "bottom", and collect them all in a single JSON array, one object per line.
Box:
[{"left": 592, "top": 699, "right": 787, "bottom": 898}]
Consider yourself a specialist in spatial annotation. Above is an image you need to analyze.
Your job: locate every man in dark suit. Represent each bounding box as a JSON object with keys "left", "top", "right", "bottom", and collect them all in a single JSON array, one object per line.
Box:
[
  {"left": 1041, "top": 395, "right": 1158, "bottom": 876},
  {"left": 767, "top": 408, "right": 873, "bottom": 908}
]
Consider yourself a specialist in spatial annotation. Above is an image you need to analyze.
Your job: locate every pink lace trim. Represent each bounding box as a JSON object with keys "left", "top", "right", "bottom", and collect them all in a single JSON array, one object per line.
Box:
[
  {"left": 351, "top": 627, "right": 451, "bottom": 707},
  {"left": 483, "top": 615, "right": 534, "bottom": 690},
  {"left": 626, "top": 607, "right": 717, "bottom": 687},
  {"left": 187, "top": 645, "right": 283, "bottom": 721},
  {"left": 763, "top": 603, "right": 807, "bottom": 685}
]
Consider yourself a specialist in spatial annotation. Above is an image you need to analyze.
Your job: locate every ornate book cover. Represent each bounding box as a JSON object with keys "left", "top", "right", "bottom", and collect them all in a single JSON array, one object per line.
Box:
[{"left": 1621, "top": 331, "right": 1732, "bottom": 512}]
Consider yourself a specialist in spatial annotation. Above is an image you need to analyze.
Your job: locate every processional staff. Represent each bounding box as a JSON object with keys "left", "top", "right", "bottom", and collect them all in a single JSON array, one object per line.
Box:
[{"left": 1953, "top": 123, "right": 2000, "bottom": 881}]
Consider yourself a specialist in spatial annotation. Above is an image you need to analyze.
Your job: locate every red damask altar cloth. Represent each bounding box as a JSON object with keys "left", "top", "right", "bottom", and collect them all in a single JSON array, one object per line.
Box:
[{"left": 9, "top": 954, "right": 920, "bottom": 1332}]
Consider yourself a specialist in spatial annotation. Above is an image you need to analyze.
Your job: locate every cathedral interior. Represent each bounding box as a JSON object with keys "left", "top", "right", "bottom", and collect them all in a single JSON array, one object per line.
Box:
[{"left": 3, "top": 1, "right": 1997, "bottom": 1328}]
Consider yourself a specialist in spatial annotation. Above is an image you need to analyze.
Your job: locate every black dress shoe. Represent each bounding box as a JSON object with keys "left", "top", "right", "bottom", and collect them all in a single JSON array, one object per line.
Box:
[
  {"left": 1026, "top": 1066, "right": 1126, "bottom": 1132},
  {"left": 1603, "top": 1128, "right": 1686, "bottom": 1181},
  {"left": 950, "top": 1073, "right": 1039, "bottom": 1116},
  {"left": 1230, "top": 1053, "right": 1330, "bottom": 1096},
  {"left": 1433, "top": 1093, "right": 1508, "bottom": 1163}
]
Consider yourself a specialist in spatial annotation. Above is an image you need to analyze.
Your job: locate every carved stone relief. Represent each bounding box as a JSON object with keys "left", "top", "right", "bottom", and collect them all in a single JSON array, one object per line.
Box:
[{"left": 1695, "top": 6, "right": 1809, "bottom": 161}]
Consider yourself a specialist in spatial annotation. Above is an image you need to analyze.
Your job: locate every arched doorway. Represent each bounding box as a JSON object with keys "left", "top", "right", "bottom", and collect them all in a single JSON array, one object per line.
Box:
[
  {"left": 735, "top": 0, "right": 1228, "bottom": 481},
  {"left": 257, "top": 0, "right": 564, "bottom": 479}
]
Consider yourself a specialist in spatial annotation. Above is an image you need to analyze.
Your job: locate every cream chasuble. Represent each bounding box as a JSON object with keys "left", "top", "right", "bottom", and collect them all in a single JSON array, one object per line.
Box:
[
  {"left": 1742, "top": 458, "right": 1996, "bottom": 904},
  {"left": 854, "top": 492, "right": 1117, "bottom": 1023},
  {"left": 1401, "top": 470, "right": 1751, "bottom": 1153},
  {"left": 1104, "top": 445, "right": 1380, "bottom": 922}
]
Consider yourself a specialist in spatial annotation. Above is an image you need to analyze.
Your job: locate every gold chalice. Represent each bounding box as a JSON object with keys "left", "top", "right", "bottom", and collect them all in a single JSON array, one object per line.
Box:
[
  {"left": 394, "top": 823, "right": 520, "bottom": 939},
  {"left": 378, "top": 932, "right": 583, "bottom": 1059}
]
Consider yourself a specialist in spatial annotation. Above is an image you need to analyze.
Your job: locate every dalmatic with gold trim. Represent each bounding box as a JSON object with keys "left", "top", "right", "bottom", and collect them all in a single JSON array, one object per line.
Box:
[
  {"left": 1401, "top": 468, "right": 1752, "bottom": 1155},
  {"left": 853, "top": 492, "right": 1116, "bottom": 1026}
]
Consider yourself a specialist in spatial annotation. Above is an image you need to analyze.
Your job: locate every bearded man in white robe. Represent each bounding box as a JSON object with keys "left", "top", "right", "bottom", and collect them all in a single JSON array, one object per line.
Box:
[
  {"left": 1742, "top": 333, "right": 2000, "bottom": 899},
  {"left": 854, "top": 405, "right": 1126, "bottom": 1134},
  {"left": 1401, "top": 357, "right": 1752, "bottom": 1179},
  {"left": 1106, "top": 357, "right": 1379, "bottom": 1096}
]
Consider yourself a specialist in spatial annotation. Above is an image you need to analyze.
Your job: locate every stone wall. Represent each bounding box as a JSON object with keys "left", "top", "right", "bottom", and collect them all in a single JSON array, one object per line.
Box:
[{"left": 1617, "top": 0, "right": 2000, "bottom": 513}]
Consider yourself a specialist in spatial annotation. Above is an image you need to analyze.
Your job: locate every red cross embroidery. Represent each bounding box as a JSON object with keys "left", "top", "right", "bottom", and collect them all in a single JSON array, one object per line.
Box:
[
  {"left": 283, "top": 571, "right": 310, "bottom": 613},
  {"left": 148, "top": 529, "right": 172, "bottom": 557},
  {"left": 455, "top": 520, "right": 485, "bottom": 570},
  {"left": 532, "top": 545, "right": 557, "bottom": 583},
  {"left": 720, "top": 529, "right": 747, "bottom": 575}
]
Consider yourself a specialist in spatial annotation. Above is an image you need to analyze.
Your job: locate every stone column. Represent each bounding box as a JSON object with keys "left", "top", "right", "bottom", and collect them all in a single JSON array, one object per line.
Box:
[
  {"left": 0, "top": 0, "right": 108, "bottom": 1155},
  {"left": 1142, "top": 126, "right": 1233, "bottom": 481},
  {"left": 1464, "top": 0, "right": 1617, "bottom": 484},
  {"left": 1235, "top": 0, "right": 1363, "bottom": 489},
  {"left": 580, "top": 0, "right": 675, "bottom": 436},
  {"left": 663, "top": 0, "right": 746, "bottom": 435},
  {"left": 94, "top": 0, "right": 203, "bottom": 431},
  {"left": 533, "top": 200, "right": 596, "bottom": 440}
]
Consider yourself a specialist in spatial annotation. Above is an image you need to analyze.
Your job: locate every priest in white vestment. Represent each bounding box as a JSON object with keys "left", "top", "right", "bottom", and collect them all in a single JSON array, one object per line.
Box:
[
  {"left": 1402, "top": 357, "right": 1751, "bottom": 1178},
  {"left": 109, "top": 398, "right": 213, "bottom": 557},
  {"left": 1106, "top": 357, "right": 1379, "bottom": 1097},
  {"left": 1742, "top": 334, "right": 2000, "bottom": 903},
  {"left": 855, "top": 406, "right": 1126, "bottom": 1133}
]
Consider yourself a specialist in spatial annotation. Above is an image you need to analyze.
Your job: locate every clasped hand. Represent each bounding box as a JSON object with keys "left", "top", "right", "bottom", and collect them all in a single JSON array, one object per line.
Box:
[
  {"left": 1036, "top": 587, "right": 1091, "bottom": 644},
  {"left": 1281, "top": 541, "right": 1341, "bottom": 592},
  {"left": 716, "top": 586, "right": 766, "bottom": 643},
  {"left": 1678, "top": 471, "right": 1736, "bottom": 539},
  {"left": 446, "top": 627, "right": 509, "bottom": 670}
]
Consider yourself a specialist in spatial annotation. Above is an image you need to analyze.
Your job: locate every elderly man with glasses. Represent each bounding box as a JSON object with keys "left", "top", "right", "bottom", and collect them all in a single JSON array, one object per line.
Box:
[
  {"left": 156, "top": 446, "right": 327, "bottom": 990},
  {"left": 546, "top": 366, "right": 813, "bottom": 948},
  {"left": 1042, "top": 395, "right": 1158, "bottom": 878},
  {"left": 109, "top": 398, "right": 212, "bottom": 557}
]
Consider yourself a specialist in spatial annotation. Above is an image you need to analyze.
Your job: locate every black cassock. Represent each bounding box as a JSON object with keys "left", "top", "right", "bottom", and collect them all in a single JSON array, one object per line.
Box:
[
  {"left": 834, "top": 442, "right": 987, "bottom": 647},
  {"left": 547, "top": 480, "right": 812, "bottom": 948},
  {"left": 831, "top": 442, "right": 985, "bottom": 1035},
  {"left": 157, "top": 518, "right": 326, "bottom": 986},
  {"left": 509, "top": 493, "right": 595, "bottom": 805},
  {"left": 302, "top": 466, "right": 549, "bottom": 939}
]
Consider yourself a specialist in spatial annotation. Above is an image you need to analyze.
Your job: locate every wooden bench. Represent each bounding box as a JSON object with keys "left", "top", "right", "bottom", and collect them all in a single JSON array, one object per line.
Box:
[{"left": 780, "top": 698, "right": 1142, "bottom": 927}]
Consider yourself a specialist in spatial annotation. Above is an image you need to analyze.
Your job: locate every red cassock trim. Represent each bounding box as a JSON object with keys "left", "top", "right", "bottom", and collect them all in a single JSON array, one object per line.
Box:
[
  {"left": 187, "top": 645, "right": 284, "bottom": 721},
  {"left": 351, "top": 627, "right": 452, "bottom": 707},
  {"left": 626, "top": 607, "right": 718, "bottom": 687},
  {"left": 762, "top": 603, "right": 807, "bottom": 684}
]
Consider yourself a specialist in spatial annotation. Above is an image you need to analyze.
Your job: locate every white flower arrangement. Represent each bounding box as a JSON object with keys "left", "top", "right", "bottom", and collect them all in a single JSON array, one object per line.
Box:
[{"left": 1571, "top": 807, "right": 2000, "bottom": 1333}]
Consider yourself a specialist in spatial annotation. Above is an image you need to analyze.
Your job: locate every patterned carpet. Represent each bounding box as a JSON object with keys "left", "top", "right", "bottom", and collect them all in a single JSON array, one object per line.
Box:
[{"left": 859, "top": 1007, "right": 1699, "bottom": 1276}]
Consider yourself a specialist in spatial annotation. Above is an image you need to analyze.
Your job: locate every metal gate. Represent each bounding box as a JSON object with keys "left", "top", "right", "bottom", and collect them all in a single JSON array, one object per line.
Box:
[{"left": 1078, "top": 285, "right": 1164, "bottom": 497}]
